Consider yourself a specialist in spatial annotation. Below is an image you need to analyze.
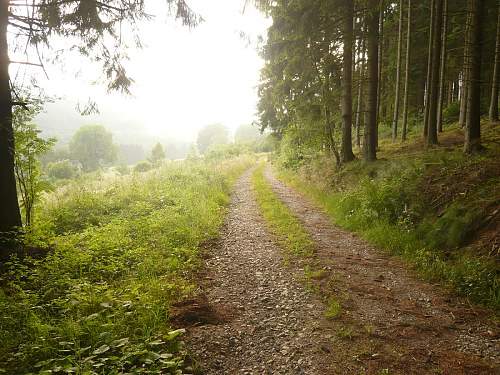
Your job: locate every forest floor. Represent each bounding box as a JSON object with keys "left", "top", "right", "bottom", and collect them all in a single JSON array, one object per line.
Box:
[{"left": 180, "top": 166, "right": 499, "bottom": 375}]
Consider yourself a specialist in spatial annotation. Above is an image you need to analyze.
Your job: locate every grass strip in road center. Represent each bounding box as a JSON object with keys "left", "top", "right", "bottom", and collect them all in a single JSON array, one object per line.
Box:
[{"left": 252, "top": 164, "right": 314, "bottom": 258}]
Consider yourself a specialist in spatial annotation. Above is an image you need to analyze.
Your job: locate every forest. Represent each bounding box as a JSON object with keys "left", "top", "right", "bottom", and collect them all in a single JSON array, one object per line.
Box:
[{"left": 0, "top": 0, "right": 499, "bottom": 374}]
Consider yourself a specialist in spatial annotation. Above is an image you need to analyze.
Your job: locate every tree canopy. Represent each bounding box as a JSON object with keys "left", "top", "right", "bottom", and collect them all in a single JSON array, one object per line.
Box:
[{"left": 69, "top": 125, "right": 117, "bottom": 171}]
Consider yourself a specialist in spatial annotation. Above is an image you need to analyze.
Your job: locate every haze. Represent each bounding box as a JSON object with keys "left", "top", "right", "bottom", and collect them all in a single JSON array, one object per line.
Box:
[{"left": 15, "top": 0, "right": 270, "bottom": 145}]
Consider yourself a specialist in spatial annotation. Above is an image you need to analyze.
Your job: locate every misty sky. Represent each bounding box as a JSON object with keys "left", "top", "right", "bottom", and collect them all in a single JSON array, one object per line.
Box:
[{"left": 14, "top": 1, "right": 270, "bottom": 144}]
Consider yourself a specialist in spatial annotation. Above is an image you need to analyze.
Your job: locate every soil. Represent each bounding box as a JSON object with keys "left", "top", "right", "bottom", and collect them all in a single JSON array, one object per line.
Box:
[{"left": 182, "top": 167, "right": 499, "bottom": 374}]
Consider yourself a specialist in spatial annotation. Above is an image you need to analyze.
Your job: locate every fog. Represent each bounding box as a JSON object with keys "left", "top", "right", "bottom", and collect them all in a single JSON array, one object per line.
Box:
[{"left": 15, "top": 0, "right": 270, "bottom": 146}]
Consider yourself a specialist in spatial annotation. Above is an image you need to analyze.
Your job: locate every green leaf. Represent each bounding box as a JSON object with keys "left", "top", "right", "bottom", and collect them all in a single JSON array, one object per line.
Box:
[
  {"left": 92, "top": 345, "right": 110, "bottom": 355},
  {"left": 165, "top": 328, "right": 185, "bottom": 341},
  {"left": 110, "top": 338, "right": 129, "bottom": 348}
]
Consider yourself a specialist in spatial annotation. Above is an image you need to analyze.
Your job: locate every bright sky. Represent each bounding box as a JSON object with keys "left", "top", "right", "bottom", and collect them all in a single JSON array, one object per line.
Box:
[{"left": 17, "top": 0, "right": 270, "bottom": 144}]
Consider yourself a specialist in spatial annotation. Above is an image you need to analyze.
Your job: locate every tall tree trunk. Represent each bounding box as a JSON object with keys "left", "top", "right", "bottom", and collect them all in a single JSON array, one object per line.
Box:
[
  {"left": 489, "top": 4, "right": 500, "bottom": 122},
  {"left": 459, "top": 10, "right": 472, "bottom": 128},
  {"left": 446, "top": 81, "right": 454, "bottom": 105},
  {"left": 402, "top": 0, "right": 412, "bottom": 141},
  {"left": 355, "top": 33, "right": 365, "bottom": 148},
  {"left": 0, "top": 1, "right": 22, "bottom": 244},
  {"left": 426, "top": 0, "right": 443, "bottom": 146},
  {"left": 423, "top": 0, "right": 435, "bottom": 138},
  {"left": 391, "top": 0, "right": 403, "bottom": 140},
  {"left": 376, "top": 0, "right": 384, "bottom": 148},
  {"left": 341, "top": 0, "right": 355, "bottom": 163},
  {"left": 437, "top": 0, "right": 448, "bottom": 133},
  {"left": 464, "top": 0, "right": 484, "bottom": 153},
  {"left": 363, "top": 0, "right": 379, "bottom": 161}
]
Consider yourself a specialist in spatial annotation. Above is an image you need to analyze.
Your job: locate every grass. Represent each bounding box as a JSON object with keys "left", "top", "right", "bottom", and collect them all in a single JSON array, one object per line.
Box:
[
  {"left": 324, "top": 297, "right": 342, "bottom": 319},
  {"left": 277, "top": 122, "right": 500, "bottom": 310},
  {"left": 0, "top": 156, "right": 254, "bottom": 374},
  {"left": 251, "top": 164, "right": 314, "bottom": 258}
]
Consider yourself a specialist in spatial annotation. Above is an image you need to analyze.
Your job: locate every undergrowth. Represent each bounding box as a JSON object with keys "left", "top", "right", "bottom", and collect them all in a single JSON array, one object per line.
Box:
[
  {"left": 0, "top": 156, "right": 253, "bottom": 374},
  {"left": 277, "top": 124, "right": 500, "bottom": 310}
]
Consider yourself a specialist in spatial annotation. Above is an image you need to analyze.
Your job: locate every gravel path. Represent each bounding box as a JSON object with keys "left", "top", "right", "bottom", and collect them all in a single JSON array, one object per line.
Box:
[
  {"left": 182, "top": 167, "right": 499, "bottom": 375},
  {"left": 183, "top": 169, "right": 335, "bottom": 374}
]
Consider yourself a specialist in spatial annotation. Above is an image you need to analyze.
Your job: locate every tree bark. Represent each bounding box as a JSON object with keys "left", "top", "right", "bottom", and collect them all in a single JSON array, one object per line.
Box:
[
  {"left": 459, "top": 10, "right": 472, "bottom": 128},
  {"left": 376, "top": 0, "right": 384, "bottom": 148},
  {"left": 426, "top": 0, "right": 443, "bottom": 146},
  {"left": 363, "top": 0, "right": 379, "bottom": 161},
  {"left": 437, "top": 0, "right": 448, "bottom": 133},
  {"left": 355, "top": 31, "right": 365, "bottom": 148},
  {"left": 423, "top": 0, "right": 435, "bottom": 138},
  {"left": 402, "top": 0, "right": 412, "bottom": 141},
  {"left": 341, "top": 0, "right": 355, "bottom": 163},
  {"left": 464, "top": 0, "right": 484, "bottom": 153},
  {"left": 489, "top": 4, "right": 500, "bottom": 122},
  {"left": 0, "top": 1, "right": 22, "bottom": 244},
  {"left": 391, "top": 0, "right": 403, "bottom": 141}
]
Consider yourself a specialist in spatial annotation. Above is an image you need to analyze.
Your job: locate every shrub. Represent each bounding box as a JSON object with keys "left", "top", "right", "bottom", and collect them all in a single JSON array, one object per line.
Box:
[
  {"left": 133, "top": 160, "right": 153, "bottom": 173},
  {"left": 46, "top": 159, "right": 79, "bottom": 180},
  {"left": 442, "top": 102, "right": 460, "bottom": 123}
]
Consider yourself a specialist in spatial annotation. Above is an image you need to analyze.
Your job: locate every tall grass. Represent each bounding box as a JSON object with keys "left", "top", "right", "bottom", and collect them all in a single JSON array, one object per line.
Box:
[{"left": 0, "top": 157, "right": 253, "bottom": 374}]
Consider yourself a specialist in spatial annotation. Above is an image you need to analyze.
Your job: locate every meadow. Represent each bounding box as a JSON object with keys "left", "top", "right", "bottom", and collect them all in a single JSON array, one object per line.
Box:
[{"left": 0, "top": 156, "right": 253, "bottom": 374}]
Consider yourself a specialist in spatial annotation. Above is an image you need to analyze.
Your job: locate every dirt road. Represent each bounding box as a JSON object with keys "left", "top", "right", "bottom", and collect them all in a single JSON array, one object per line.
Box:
[{"left": 182, "top": 167, "right": 499, "bottom": 374}]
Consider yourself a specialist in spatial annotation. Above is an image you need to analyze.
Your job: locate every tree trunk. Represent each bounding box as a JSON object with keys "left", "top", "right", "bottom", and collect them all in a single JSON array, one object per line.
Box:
[
  {"left": 437, "top": 0, "right": 448, "bottom": 133},
  {"left": 0, "top": 1, "right": 22, "bottom": 245},
  {"left": 446, "top": 81, "right": 454, "bottom": 105},
  {"left": 423, "top": 0, "right": 436, "bottom": 138},
  {"left": 376, "top": 0, "right": 384, "bottom": 148},
  {"left": 355, "top": 32, "right": 365, "bottom": 148},
  {"left": 402, "top": 0, "right": 412, "bottom": 141},
  {"left": 426, "top": 0, "right": 443, "bottom": 146},
  {"left": 391, "top": 0, "right": 403, "bottom": 141},
  {"left": 489, "top": 4, "right": 500, "bottom": 122},
  {"left": 464, "top": 0, "right": 483, "bottom": 153},
  {"left": 459, "top": 10, "right": 472, "bottom": 128},
  {"left": 363, "top": 0, "right": 379, "bottom": 161},
  {"left": 341, "top": 0, "right": 355, "bottom": 163}
]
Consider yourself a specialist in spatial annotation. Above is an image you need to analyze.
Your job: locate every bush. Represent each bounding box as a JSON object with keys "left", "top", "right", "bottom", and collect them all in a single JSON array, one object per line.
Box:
[
  {"left": 443, "top": 102, "right": 460, "bottom": 123},
  {"left": 46, "top": 159, "right": 79, "bottom": 180},
  {"left": 133, "top": 160, "right": 153, "bottom": 173}
]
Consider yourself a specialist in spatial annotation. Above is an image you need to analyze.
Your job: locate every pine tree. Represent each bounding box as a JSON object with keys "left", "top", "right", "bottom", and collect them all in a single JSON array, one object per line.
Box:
[
  {"left": 423, "top": 0, "right": 435, "bottom": 138},
  {"left": 426, "top": 0, "right": 444, "bottom": 146},
  {"left": 464, "top": 0, "right": 484, "bottom": 153},
  {"left": 489, "top": 4, "right": 500, "bottom": 122},
  {"left": 363, "top": 0, "right": 379, "bottom": 161},
  {"left": 391, "top": 0, "right": 404, "bottom": 141},
  {"left": 437, "top": 0, "right": 448, "bottom": 133},
  {"left": 341, "top": 0, "right": 356, "bottom": 163},
  {"left": 401, "top": 0, "right": 412, "bottom": 141}
]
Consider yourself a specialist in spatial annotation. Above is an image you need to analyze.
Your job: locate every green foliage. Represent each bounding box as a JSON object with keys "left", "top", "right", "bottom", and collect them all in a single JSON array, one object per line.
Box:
[
  {"left": 442, "top": 102, "right": 461, "bottom": 123},
  {"left": 196, "top": 123, "right": 229, "bottom": 154},
  {"left": 205, "top": 143, "right": 250, "bottom": 161},
  {"left": 0, "top": 157, "right": 254, "bottom": 374},
  {"left": 133, "top": 160, "right": 153, "bottom": 173},
  {"left": 13, "top": 105, "right": 56, "bottom": 226},
  {"left": 252, "top": 165, "right": 314, "bottom": 258},
  {"left": 69, "top": 125, "right": 117, "bottom": 172},
  {"left": 115, "top": 164, "right": 130, "bottom": 175},
  {"left": 46, "top": 160, "right": 79, "bottom": 180},
  {"left": 149, "top": 143, "right": 166, "bottom": 165}
]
